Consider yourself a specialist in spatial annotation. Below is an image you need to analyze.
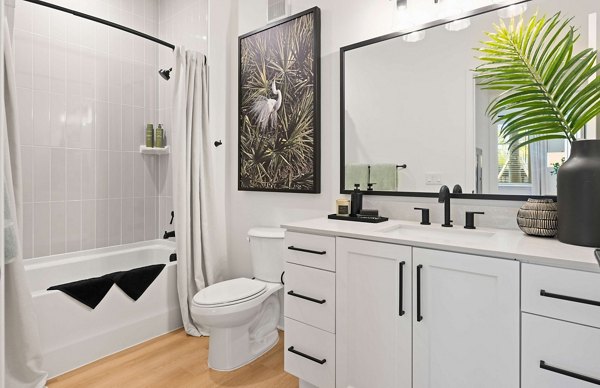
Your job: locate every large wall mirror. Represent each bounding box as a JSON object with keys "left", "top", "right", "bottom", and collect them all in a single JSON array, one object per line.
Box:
[{"left": 341, "top": 0, "right": 599, "bottom": 200}]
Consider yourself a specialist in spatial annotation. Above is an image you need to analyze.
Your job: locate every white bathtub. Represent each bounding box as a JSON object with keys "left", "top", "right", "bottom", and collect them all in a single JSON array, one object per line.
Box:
[{"left": 24, "top": 240, "right": 182, "bottom": 378}]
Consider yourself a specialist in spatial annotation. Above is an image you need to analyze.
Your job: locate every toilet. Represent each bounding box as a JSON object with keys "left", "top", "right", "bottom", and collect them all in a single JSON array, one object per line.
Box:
[{"left": 191, "top": 227, "right": 285, "bottom": 371}]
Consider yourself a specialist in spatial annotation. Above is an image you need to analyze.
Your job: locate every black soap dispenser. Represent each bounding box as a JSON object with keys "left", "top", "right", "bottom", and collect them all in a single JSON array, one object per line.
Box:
[{"left": 350, "top": 184, "right": 363, "bottom": 217}]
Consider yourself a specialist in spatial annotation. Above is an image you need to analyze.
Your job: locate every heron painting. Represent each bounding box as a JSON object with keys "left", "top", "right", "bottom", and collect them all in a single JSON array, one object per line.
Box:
[{"left": 238, "top": 7, "right": 321, "bottom": 193}]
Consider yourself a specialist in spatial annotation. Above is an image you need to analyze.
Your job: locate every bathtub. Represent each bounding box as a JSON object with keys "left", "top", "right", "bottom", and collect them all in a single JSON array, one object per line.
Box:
[{"left": 24, "top": 240, "right": 182, "bottom": 378}]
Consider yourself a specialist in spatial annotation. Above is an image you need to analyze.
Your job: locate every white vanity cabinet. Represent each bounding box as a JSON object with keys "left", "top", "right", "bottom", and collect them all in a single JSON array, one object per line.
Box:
[
  {"left": 283, "top": 232, "right": 336, "bottom": 388},
  {"left": 412, "top": 248, "right": 520, "bottom": 388},
  {"left": 521, "top": 264, "right": 600, "bottom": 387},
  {"left": 336, "top": 238, "right": 412, "bottom": 388}
]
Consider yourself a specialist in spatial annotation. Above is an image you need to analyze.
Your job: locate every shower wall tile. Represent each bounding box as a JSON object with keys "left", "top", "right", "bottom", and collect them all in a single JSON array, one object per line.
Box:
[
  {"left": 17, "top": 87, "right": 33, "bottom": 145},
  {"left": 23, "top": 203, "right": 34, "bottom": 259},
  {"left": 33, "top": 202, "right": 51, "bottom": 257},
  {"left": 16, "top": 0, "right": 162, "bottom": 259},
  {"left": 50, "top": 202, "right": 66, "bottom": 255},
  {"left": 15, "top": 29, "right": 33, "bottom": 89},
  {"left": 66, "top": 201, "right": 82, "bottom": 253},
  {"left": 50, "top": 148, "right": 66, "bottom": 201}
]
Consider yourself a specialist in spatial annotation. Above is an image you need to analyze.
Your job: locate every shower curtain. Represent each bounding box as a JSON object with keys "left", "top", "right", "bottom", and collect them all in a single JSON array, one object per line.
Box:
[
  {"left": 171, "top": 47, "right": 228, "bottom": 336},
  {"left": 2, "top": 18, "right": 47, "bottom": 388}
]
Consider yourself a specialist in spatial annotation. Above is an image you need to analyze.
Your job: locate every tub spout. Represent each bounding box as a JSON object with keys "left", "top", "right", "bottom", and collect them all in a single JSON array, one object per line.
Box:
[{"left": 163, "top": 230, "right": 175, "bottom": 239}]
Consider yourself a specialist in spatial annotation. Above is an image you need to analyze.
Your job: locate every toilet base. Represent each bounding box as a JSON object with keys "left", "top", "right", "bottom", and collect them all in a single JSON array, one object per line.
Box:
[
  {"left": 208, "top": 329, "right": 279, "bottom": 371},
  {"left": 206, "top": 293, "right": 281, "bottom": 371}
]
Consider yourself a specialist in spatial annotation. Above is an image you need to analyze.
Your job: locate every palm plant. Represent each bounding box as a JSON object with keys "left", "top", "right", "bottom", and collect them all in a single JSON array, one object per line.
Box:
[{"left": 474, "top": 12, "right": 600, "bottom": 151}]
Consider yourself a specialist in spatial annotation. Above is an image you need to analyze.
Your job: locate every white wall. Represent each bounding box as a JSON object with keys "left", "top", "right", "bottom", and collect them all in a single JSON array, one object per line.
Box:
[{"left": 220, "top": 0, "right": 529, "bottom": 278}]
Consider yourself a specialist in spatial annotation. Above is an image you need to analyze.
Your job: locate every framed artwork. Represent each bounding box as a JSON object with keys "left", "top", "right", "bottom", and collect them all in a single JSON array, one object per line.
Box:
[{"left": 238, "top": 7, "right": 321, "bottom": 193}]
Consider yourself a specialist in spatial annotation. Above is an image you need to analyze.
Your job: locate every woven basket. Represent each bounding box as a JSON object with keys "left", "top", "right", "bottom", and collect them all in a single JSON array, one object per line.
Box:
[{"left": 517, "top": 199, "right": 558, "bottom": 237}]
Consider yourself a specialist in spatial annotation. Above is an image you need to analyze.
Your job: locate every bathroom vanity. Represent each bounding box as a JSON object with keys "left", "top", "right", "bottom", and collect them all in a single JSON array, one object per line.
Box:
[{"left": 281, "top": 218, "right": 600, "bottom": 388}]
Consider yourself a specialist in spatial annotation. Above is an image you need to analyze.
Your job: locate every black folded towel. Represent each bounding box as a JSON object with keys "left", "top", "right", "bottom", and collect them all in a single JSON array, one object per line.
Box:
[
  {"left": 106, "top": 264, "right": 166, "bottom": 301},
  {"left": 48, "top": 276, "right": 114, "bottom": 309}
]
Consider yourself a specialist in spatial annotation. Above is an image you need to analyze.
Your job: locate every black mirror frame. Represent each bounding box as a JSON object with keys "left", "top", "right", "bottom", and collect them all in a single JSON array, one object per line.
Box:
[{"left": 339, "top": 0, "right": 559, "bottom": 201}]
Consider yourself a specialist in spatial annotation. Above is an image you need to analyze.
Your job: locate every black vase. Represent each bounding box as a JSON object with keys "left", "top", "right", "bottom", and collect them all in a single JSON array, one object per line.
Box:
[{"left": 557, "top": 139, "right": 600, "bottom": 247}]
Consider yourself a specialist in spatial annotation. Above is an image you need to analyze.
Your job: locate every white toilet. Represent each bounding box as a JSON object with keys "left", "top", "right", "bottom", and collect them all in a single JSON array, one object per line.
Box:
[{"left": 191, "top": 227, "right": 285, "bottom": 371}]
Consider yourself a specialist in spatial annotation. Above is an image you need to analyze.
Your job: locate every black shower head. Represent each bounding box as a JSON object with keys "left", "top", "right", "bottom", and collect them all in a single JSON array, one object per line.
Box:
[{"left": 158, "top": 68, "right": 172, "bottom": 81}]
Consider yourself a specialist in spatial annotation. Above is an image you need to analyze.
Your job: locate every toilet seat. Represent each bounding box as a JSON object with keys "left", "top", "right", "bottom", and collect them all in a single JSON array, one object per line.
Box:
[{"left": 193, "top": 278, "right": 267, "bottom": 308}]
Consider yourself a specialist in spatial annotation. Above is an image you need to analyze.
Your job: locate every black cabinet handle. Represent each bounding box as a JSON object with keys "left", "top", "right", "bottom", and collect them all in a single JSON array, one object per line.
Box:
[
  {"left": 540, "top": 360, "right": 600, "bottom": 385},
  {"left": 288, "top": 346, "right": 326, "bottom": 365},
  {"left": 287, "top": 246, "right": 326, "bottom": 255},
  {"left": 399, "top": 261, "right": 405, "bottom": 316},
  {"left": 540, "top": 290, "right": 600, "bottom": 307},
  {"left": 287, "top": 290, "right": 326, "bottom": 304},
  {"left": 417, "top": 264, "right": 423, "bottom": 322}
]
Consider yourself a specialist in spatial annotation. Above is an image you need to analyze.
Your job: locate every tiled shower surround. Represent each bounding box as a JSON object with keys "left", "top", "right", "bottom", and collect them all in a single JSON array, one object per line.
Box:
[{"left": 14, "top": 0, "right": 167, "bottom": 259}]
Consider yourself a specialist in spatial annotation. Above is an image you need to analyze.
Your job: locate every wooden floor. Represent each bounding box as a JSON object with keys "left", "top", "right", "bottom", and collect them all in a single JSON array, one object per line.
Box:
[{"left": 47, "top": 329, "right": 298, "bottom": 388}]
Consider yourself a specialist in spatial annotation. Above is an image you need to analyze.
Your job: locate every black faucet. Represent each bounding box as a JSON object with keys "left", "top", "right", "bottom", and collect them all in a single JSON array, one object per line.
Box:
[
  {"left": 163, "top": 230, "right": 175, "bottom": 239},
  {"left": 438, "top": 185, "right": 453, "bottom": 227}
]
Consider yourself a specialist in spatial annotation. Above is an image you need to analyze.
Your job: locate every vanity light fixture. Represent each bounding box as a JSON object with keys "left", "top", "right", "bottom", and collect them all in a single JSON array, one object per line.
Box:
[
  {"left": 445, "top": 18, "right": 471, "bottom": 31},
  {"left": 402, "top": 30, "right": 426, "bottom": 42},
  {"left": 497, "top": 3, "right": 528, "bottom": 18},
  {"left": 396, "top": 0, "right": 407, "bottom": 9}
]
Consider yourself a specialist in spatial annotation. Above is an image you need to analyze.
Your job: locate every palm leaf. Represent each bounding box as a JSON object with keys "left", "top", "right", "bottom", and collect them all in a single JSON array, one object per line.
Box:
[{"left": 474, "top": 12, "right": 600, "bottom": 150}]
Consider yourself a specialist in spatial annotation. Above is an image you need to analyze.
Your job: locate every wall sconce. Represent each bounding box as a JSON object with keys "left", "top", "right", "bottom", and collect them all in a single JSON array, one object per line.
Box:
[{"left": 396, "top": 0, "right": 407, "bottom": 10}]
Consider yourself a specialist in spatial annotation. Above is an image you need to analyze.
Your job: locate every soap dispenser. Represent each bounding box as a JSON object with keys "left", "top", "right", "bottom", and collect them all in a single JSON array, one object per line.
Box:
[{"left": 350, "top": 184, "right": 363, "bottom": 216}]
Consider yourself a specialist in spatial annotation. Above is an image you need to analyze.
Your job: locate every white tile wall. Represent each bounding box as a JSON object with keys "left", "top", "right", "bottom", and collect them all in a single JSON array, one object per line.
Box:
[
  {"left": 156, "top": 0, "right": 209, "bottom": 236},
  {"left": 15, "top": 0, "right": 165, "bottom": 258}
]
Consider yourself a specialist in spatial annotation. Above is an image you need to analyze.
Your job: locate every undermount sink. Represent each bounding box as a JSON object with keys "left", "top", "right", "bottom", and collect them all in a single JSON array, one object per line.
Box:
[{"left": 378, "top": 223, "right": 495, "bottom": 243}]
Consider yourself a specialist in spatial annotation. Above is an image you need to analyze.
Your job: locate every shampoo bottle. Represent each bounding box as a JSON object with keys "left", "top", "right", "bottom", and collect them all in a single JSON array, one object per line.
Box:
[
  {"left": 350, "top": 184, "right": 363, "bottom": 216},
  {"left": 146, "top": 124, "right": 154, "bottom": 147},
  {"left": 155, "top": 124, "right": 164, "bottom": 148}
]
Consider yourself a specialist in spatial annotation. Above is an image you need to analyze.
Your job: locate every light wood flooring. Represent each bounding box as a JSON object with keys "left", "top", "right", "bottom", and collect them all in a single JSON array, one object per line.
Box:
[{"left": 47, "top": 329, "right": 298, "bottom": 388}]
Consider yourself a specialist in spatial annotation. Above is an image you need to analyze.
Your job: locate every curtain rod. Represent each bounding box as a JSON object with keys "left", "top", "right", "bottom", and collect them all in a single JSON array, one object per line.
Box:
[{"left": 23, "top": 0, "right": 175, "bottom": 50}]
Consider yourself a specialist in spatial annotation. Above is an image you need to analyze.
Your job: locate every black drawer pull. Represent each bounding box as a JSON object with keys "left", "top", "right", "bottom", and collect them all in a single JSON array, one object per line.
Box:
[
  {"left": 288, "top": 346, "right": 326, "bottom": 365},
  {"left": 288, "top": 246, "right": 326, "bottom": 255},
  {"left": 399, "top": 261, "right": 405, "bottom": 316},
  {"left": 416, "top": 264, "right": 423, "bottom": 322},
  {"left": 287, "top": 290, "right": 326, "bottom": 304},
  {"left": 540, "top": 360, "right": 600, "bottom": 385},
  {"left": 540, "top": 290, "right": 600, "bottom": 307}
]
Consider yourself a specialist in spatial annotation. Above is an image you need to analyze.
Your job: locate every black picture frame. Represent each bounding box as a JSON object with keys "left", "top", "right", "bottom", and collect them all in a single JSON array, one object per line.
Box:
[
  {"left": 339, "top": 0, "right": 558, "bottom": 202},
  {"left": 238, "top": 7, "right": 321, "bottom": 193}
]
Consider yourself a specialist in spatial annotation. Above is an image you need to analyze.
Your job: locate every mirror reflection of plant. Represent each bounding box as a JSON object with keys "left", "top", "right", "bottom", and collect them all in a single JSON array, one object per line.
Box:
[
  {"left": 474, "top": 12, "right": 600, "bottom": 152},
  {"left": 239, "top": 14, "right": 316, "bottom": 190},
  {"left": 551, "top": 157, "right": 566, "bottom": 176}
]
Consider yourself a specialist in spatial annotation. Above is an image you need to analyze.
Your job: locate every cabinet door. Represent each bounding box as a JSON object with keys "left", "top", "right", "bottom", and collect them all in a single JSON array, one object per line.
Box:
[
  {"left": 336, "top": 238, "right": 412, "bottom": 388},
  {"left": 413, "top": 248, "right": 519, "bottom": 388}
]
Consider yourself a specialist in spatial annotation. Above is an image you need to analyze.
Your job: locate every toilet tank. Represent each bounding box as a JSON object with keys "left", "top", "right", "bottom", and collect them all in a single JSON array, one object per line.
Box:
[{"left": 248, "top": 227, "right": 285, "bottom": 282}]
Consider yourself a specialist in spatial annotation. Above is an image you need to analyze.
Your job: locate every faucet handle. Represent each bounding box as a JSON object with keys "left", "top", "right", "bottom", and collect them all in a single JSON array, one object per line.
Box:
[
  {"left": 465, "top": 211, "right": 485, "bottom": 230},
  {"left": 414, "top": 208, "right": 431, "bottom": 225}
]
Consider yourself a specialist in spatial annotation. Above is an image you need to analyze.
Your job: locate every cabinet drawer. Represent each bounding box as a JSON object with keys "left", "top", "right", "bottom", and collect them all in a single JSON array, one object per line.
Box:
[
  {"left": 522, "top": 264, "right": 600, "bottom": 328},
  {"left": 522, "top": 313, "right": 600, "bottom": 387},
  {"left": 284, "top": 262, "right": 335, "bottom": 333},
  {"left": 284, "top": 232, "right": 335, "bottom": 271},
  {"left": 284, "top": 318, "right": 335, "bottom": 388}
]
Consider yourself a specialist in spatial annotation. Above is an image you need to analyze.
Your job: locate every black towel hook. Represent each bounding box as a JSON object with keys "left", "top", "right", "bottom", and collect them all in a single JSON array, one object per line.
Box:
[{"left": 214, "top": 140, "right": 223, "bottom": 147}]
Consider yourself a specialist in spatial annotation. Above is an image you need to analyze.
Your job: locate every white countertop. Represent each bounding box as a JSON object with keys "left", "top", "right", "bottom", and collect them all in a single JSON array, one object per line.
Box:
[{"left": 281, "top": 217, "right": 600, "bottom": 273}]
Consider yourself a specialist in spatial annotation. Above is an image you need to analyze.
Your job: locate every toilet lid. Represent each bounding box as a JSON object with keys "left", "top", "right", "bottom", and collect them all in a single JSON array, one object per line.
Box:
[{"left": 193, "top": 278, "right": 267, "bottom": 306}]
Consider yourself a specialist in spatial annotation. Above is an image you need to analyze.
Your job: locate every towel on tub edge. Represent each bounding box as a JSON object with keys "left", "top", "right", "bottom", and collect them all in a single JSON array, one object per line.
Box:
[{"left": 48, "top": 264, "right": 166, "bottom": 309}]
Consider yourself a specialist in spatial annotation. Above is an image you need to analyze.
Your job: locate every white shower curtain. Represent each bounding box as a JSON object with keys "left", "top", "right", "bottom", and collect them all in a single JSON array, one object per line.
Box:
[
  {"left": 171, "top": 47, "right": 228, "bottom": 336},
  {"left": 2, "top": 18, "right": 47, "bottom": 388}
]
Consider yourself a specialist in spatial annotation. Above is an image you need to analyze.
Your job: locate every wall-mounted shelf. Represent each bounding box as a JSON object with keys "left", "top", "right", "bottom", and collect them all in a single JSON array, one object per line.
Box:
[{"left": 139, "top": 145, "right": 170, "bottom": 155}]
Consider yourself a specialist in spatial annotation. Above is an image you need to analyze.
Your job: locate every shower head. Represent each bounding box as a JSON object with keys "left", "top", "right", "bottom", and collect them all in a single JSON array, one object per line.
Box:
[{"left": 158, "top": 68, "right": 172, "bottom": 81}]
